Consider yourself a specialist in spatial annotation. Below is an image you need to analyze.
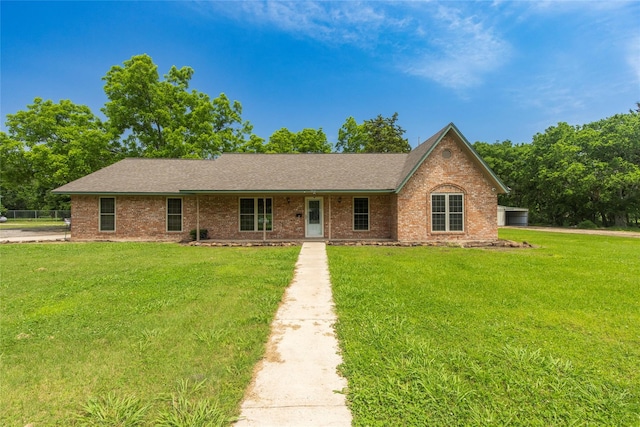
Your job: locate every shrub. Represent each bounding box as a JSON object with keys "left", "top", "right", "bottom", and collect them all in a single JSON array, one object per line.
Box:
[
  {"left": 190, "top": 229, "right": 208, "bottom": 240},
  {"left": 577, "top": 220, "right": 598, "bottom": 229}
]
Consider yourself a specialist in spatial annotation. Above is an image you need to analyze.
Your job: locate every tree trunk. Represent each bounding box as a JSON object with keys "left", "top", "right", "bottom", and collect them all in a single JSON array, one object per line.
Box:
[{"left": 614, "top": 212, "right": 627, "bottom": 227}]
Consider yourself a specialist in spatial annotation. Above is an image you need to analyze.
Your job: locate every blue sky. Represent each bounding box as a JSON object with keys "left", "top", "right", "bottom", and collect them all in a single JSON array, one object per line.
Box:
[{"left": 2, "top": 1, "right": 639, "bottom": 147}]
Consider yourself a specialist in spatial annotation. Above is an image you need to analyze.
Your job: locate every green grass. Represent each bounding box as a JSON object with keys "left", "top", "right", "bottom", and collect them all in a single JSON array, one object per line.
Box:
[
  {"left": 0, "top": 242, "right": 299, "bottom": 426},
  {"left": 328, "top": 229, "right": 640, "bottom": 426}
]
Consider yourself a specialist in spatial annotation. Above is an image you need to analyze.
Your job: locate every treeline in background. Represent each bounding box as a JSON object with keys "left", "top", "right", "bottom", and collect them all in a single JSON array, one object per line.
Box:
[{"left": 1, "top": 54, "right": 638, "bottom": 228}]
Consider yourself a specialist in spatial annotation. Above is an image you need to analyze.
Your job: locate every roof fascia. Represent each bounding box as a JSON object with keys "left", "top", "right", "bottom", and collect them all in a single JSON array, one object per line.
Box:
[
  {"left": 179, "top": 189, "right": 395, "bottom": 194},
  {"left": 449, "top": 123, "right": 510, "bottom": 193},
  {"left": 394, "top": 124, "right": 451, "bottom": 193},
  {"left": 51, "top": 191, "right": 184, "bottom": 196}
]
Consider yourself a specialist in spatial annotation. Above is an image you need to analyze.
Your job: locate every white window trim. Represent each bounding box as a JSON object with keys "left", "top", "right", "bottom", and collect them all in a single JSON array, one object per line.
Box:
[
  {"left": 99, "top": 197, "right": 116, "bottom": 232},
  {"left": 166, "top": 197, "right": 183, "bottom": 232},
  {"left": 239, "top": 197, "right": 273, "bottom": 232},
  {"left": 353, "top": 197, "right": 370, "bottom": 231},
  {"left": 431, "top": 193, "right": 464, "bottom": 232}
]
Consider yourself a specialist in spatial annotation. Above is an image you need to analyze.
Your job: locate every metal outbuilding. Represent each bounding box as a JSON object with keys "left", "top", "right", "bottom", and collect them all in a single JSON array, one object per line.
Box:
[{"left": 498, "top": 205, "right": 529, "bottom": 226}]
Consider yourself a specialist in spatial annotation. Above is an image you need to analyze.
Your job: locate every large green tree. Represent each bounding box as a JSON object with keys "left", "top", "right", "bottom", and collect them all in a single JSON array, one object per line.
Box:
[
  {"left": 473, "top": 140, "right": 529, "bottom": 207},
  {"left": 0, "top": 98, "right": 117, "bottom": 209},
  {"left": 102, "top": 54, "right": 256, "bottom": 158},
  {"left": 477, "top": 110, "right": 640, "bottom": 227},
  {"left": 336, "top": 113, "right": 410, "bottom": 153},
  {"left": 264, "top": 128, "right": 331, "bottom": 153}
]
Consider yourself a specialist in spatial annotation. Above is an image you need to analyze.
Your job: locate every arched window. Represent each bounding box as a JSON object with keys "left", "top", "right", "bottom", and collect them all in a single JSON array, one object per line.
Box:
[{"left": 431, "top": 193, "right": 464, "bottom": 232}]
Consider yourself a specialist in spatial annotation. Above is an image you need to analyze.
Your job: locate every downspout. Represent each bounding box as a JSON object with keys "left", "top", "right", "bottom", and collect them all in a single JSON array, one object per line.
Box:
[
  {"left": 262, "top": 198, "right": 267, "bottom": 242},
  {"left": 196, "top": 195, "right": 200, "bottom": 242},
  {"left": 328, "top": 195, "right": 332, "bottom": 241}
]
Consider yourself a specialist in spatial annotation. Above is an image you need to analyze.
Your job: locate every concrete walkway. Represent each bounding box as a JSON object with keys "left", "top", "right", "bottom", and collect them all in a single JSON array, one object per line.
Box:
[{"left": 235, "top": 242, "right": 352, "bottom": 427}]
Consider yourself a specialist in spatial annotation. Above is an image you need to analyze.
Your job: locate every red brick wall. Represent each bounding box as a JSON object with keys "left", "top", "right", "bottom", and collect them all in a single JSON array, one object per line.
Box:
[
  {"left": 396, "top": 134, "right": 498, "bottom": 241},
  {"left": 70, "top": 194, "right": 394, "bottom": 241},
  {"left": 70, "top": 195, "right": 195, "bottom": 241},
  {"left": 326, "top": 195, "right": 393, "bottom": 240}
]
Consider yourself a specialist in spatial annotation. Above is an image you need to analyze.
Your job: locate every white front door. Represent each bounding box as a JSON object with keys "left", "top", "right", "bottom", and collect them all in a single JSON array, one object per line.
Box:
[{"left": 305, "top": 197, "right": 324, "bottom": 238}]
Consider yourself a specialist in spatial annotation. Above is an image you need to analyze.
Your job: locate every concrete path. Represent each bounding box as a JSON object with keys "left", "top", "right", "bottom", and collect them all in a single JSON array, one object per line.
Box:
[{"left": 235, "top": 242, "right": 352, "bottom": 427}]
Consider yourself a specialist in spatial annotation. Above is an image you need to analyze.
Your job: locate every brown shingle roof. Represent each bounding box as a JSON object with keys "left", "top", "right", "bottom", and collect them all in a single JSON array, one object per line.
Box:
[
  {"left": 52, "top": 154, "right": 408, "bottom": 194},
  {"left": 53, "top": 123, "right": 509, "bottom": 195}
]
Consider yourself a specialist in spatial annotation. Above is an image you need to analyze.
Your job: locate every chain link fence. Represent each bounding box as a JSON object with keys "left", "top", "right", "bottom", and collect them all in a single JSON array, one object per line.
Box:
[{"left": 4, "top": 210, "right": 71, "bottom": 220}]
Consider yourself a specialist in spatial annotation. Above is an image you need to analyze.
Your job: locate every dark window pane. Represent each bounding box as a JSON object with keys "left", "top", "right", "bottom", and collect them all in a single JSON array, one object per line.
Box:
[
  {"left": 449, "top": 195, "right": 463, "bottom": 213},
  {"left": 308, "top": 200, "right": 320, "bottom": 224},
  {"left": 432, "top": 213, "right": 446, "bottom": 231},
  {"left": 99, "top": 198, "right": 115, "bottom": 231},
  {"left": 353, "top": 198, "right": 369, "bottom": 230},
  {"left": 449, "top": 213, "right": 463, "bottom": 231},
  {"left": 100, "top": 198, "right": 115, "bottom": 214},
  {"left": 240, "top": 198, "right": 255, "bottom": 215},
  {"left": 354, "top": 214, "right": 368, "bottom": 230},
  {"left": 432, "top": 195, "right": 445, "bottom": 213},
  {"left": 100, "top": 214, "right": 115, "bottom": 231},
  {"left": 241, "top": 198, "right": 272, "bottom": 232},
  {"left": 167, "top": 198, "right": 182, "bottom": 215},
  {"left": 240, "top": 215, "right": 255, "bottom": 231},
  {"left": 167, "top": 215, "right": 182, "bottom": 231},
  {"left": 167, "top": 198, "right": 182, "bottom": 231},
  {"left": 354, "top": 198, "right": 368, "bottom": 214}
]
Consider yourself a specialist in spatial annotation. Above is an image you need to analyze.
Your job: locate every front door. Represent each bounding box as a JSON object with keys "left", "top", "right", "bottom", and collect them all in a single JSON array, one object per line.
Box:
[{"left": 305, "top": 197, "right": 324, "bottom": 238}]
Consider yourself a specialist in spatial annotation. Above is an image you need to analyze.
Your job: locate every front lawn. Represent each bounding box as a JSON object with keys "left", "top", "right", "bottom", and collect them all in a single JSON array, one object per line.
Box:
[
  {"left": 0, "top": 243, "right": 299, "bottom": 426},
  {"left": 328, "top": 229, "right": 640, "bottom": 426}
]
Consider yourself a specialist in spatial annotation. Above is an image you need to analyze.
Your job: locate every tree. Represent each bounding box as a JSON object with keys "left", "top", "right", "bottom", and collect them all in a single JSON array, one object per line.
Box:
[
  {"left": 336, "top": 116, "right": 367, "bottom": 153},
  {"left": 512, "top": 111, "right": 640, "bottom": 226},
  {"left": 336, "top": 113, "right": 410, "bottom": 153},
  {"left": 473, "top": 140, "right": 529, "bottom": 207},
  {"left": 582, "top": 112, "right": 640, "bottom": 226},
  {"left": 265, "top": 128, "right": 331, "bottom": 153},
  {"left": 1, "top": 98, "right": 117, "bottom": 209},
  {"left": 102, "top": 54, "right": 256, "bottom": 158}
]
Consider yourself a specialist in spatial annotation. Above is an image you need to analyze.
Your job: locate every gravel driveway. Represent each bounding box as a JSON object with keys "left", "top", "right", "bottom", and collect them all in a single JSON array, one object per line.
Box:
[
  {"left": 0, "top": 226, "right": 69, "bottom": 242},
  {"left": 504, "top": 226, "right": 640, "bottom": 238}
]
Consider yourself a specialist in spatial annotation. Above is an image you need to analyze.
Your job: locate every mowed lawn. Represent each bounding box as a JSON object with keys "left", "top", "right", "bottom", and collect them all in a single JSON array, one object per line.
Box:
[
  {"left": 328, "top": 229, "right": 640, "bottom": 426},
  {"left": 0, "top": 243, "right": 299, "bottom": 426}
]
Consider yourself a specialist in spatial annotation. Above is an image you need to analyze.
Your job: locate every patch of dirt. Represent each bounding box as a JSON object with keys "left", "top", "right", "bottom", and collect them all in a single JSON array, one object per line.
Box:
[{"left": 514, "top": 226, "right": 640, "bottom": 238}]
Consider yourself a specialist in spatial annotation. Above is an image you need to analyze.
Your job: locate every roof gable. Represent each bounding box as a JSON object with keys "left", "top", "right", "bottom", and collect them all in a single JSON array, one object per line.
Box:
[{"left": 395, "top": 123, "right": 509, "bottom": 194}]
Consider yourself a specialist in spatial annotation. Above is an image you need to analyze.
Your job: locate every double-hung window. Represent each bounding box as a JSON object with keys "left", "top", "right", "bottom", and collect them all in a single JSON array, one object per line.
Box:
[
  {"left": 431, "top": 193, "right": 463, "bottom": 232},
  {"left": 353, "top": 197, "right": 369, "bottom": 231},
  {"left": 240, "top": 198, "right": 272, "bottom": 231},
  {"left": 167, "top": 198, "right": 183, "bottom": 232},
  {"left": 99, "top": 197, "right": 116, "bottom": 232}
]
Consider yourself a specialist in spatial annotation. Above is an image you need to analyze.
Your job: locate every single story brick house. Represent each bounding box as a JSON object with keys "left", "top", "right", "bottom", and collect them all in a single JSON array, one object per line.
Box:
[{"left": 53, "top": 123, "right": 508, "bottom": 242}]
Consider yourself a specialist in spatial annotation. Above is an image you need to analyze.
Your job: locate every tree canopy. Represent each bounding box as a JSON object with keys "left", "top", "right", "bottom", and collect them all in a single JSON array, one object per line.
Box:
[
  {"left": 337, "top": 113, "right": 410, "bottom": 153},
  {"left": 474, "top": 110, "right": 640, "bottom": 227},
  {"left": 264, "top": 128, "right": 331, "bottom": 153},
  {"left": 1, "top": 53, "right": 638, "bottom": 229},
  {"left": 103, "top": 54, "right": 255, "bottom": 158},
  {"left": 1, "top": 98, "right": 117, "bottom": 209}
]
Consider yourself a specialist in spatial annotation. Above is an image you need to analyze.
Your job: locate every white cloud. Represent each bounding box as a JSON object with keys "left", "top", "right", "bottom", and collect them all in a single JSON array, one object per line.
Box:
[
  {"left": 193, "top": 1, "right": 510, "bottom": 90},
  {"left": 403, "top": 4, "right": 511, "bottom": 89},
  {"left": 205, "top": 1, "right": 403, "bottom": 46},
  {"left": 628, "top": 35, "right": 640, "bottom": 85}
]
